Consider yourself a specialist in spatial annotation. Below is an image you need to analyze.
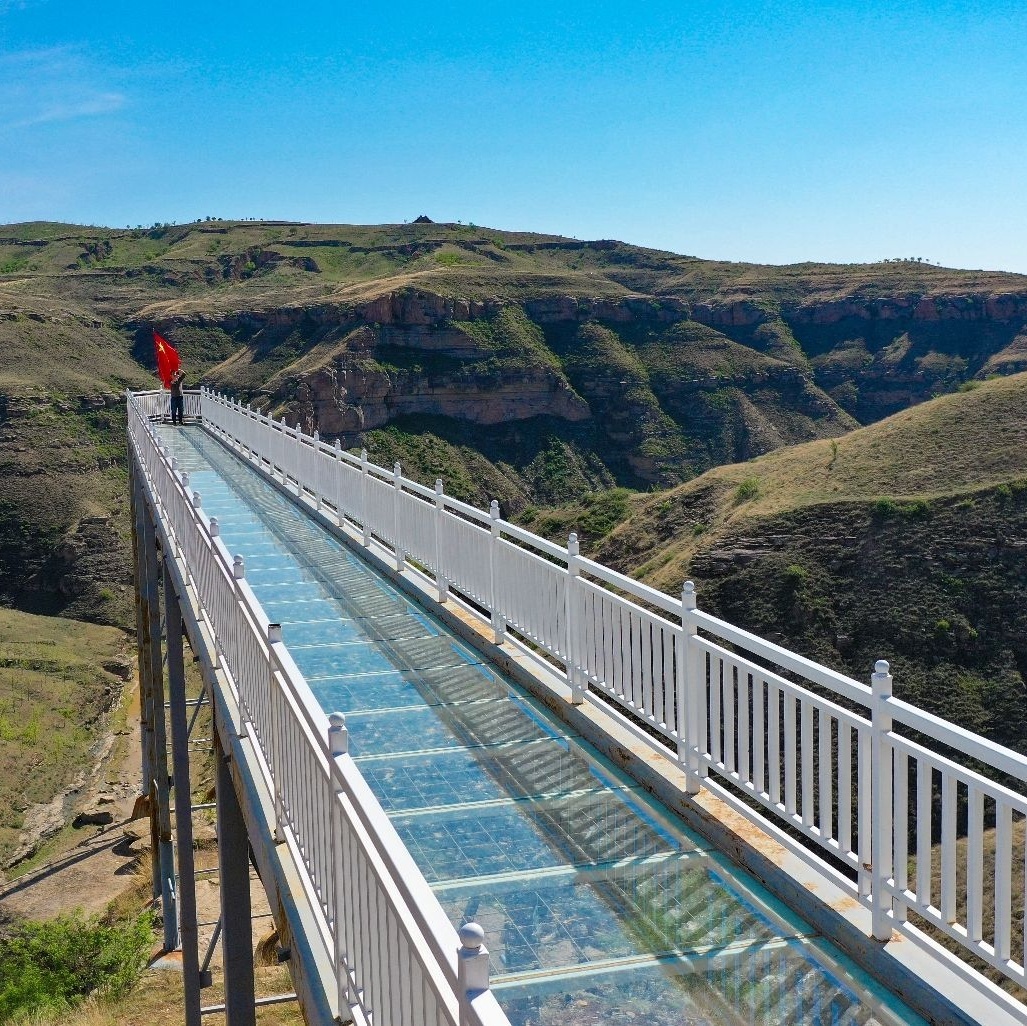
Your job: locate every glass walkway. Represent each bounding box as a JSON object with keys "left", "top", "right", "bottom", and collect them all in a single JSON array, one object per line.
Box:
[{"left": 160, "top": 425, "right": 923, "bottom": 1026}]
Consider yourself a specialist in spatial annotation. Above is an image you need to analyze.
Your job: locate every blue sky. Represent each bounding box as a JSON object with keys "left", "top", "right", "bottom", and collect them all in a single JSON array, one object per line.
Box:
[{"left": 1, "top": 0, "right": 1025, "bottom": 272}]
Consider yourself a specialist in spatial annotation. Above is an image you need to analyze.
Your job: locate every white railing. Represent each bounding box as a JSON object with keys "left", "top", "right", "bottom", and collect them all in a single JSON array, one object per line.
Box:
[
  {"left": 127, "top": 391, "right": 507, "bottom": 1026},
  {"left": 134, "top": 387, "right": 202, "bottom": 422},
  {"left": 194, "top": 386, "right": 1027, "bottom": 1003}
]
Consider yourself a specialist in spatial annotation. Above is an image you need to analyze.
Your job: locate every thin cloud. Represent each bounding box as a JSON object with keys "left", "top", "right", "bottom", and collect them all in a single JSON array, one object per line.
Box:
[
  {"left": 0, "top": 45, "right": 127, "bottom": 131},
  {"left": 0, "top": 46, "right": 71, "bottom": 68},
  {"left": 12, "top": 90, "right": 125, "bottom": 128}
]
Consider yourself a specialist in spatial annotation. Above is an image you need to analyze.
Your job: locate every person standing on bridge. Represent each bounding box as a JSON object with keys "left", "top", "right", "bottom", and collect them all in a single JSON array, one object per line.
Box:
[
  {"left": 154, "top": 328, "right": 185, "bottom": 424},
  {"left": 169, "top": 366, "right": 186, "bottom": 425}
]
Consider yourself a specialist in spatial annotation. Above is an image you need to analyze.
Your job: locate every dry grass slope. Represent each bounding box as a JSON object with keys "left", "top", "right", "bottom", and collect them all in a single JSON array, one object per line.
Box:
[
  {"left": 600, "top": 371, "right": 1027, "bottom": 590},
  {"left": 0, "top": 608, "right": 129, "bottom": 867}
]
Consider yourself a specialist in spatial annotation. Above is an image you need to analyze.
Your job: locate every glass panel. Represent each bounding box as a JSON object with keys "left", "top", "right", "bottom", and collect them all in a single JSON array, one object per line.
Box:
[
  {"left": 390, "top": 788, "right": 682, "bottom": 883},
  {"left": 492, "top": 942, "right": 917, "bottom": 1026},
  {"left": 292, "top": 642, "right": 398, "bottom": 681},
  {"left": 245, "top": 565, "right": 321, "bottom": 587},
  {"left": 344, "top": 702, "right": 524, "bottom": 756},
  {"left": 249, "top": 579, "right": 328, "bottom": 604},
  {"left": 308, "top": 670, "right": 439, "bottom": 715},
  {"left": 357, "top": 739, "right": 634, "bottom": 813},
  {"left": 438, "top": 856, "right": 789, "bottom": 977},
  {"left": 259, "top": 598, "right": 343, "bottom": 624},
  {"left": 307, "top": 662, "right": 516, "bottom": 716}
]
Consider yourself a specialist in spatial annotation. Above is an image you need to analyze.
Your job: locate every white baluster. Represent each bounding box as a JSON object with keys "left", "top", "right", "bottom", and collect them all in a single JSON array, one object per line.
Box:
[
  {"left": 435, "top": 479, "right": 449, "bottom": 603},
  {"left": 489, "top": 500, "right": 505, "bottom": 643},
  {"left": 566, "top": 533, "right": 582, "bottom": 705},
  {"left": 871, "top": 659, "right": 894, "bottom": 941},
  {"left": 393, "top": 462, "right": 405, "bottom": 572}
]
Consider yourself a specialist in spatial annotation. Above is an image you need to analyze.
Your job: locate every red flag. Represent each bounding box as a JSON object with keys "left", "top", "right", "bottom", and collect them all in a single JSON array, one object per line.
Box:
[{"left": 153, "top": 330, "right": 181, "bottom": 388}]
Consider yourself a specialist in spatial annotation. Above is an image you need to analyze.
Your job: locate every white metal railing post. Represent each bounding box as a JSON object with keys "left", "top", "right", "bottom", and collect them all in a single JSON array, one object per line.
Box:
[
  {"left": 333, "top": 439, "right": 344, "bottom": 526},
  {"left": 172, "top": 470, "right": 189, "bottom": 557},
  {"left": 360, "top": 450, "right": 371, "bottom": 547},
  {"left": 679, "top": 581, "right": 703, "bottom": 794},
  {"left": 871, "top": 658, "right": 894, "bottom": 941},
  {"left": 231, "top": 554, "right": 252, "bottom": 744},
  {"left": 268, "top": 622, "right": 285, "bottom": 842},
  {"left": 457, "top": 922, "right": 491, "bottom": 1026},
  {"left": 280, "top": 416, "right": 289, "bottom": 484},
  {"left": 565, "top": 533, "right": 583, "bottom": 705},
  {"left": 293, "top": 419, "right": 302, "bottom": 494},
  {"left": 434, "top": 479, "right": 449, "bottom": 603},
  {"left": 206, "top": 516, "right": 221, "bottom": 668},
  {"left": 313, "top": 431, "right": 322, "bottom": 511},
  {"left": 393, "top": 462, "right": 405, "bottom": 572},
  {"left": 324, "top": 714, "right": 349, "bottom": 1018},
  {"left": 326, "top": 711, "right": 348, "bottom": 1019},
  {"left": 489, "top": 501, "right": 506, "bottom": 644}
]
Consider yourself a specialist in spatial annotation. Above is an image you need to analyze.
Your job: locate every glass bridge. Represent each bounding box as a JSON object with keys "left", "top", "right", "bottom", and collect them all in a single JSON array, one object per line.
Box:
[{"left": 159, "top": 424, "right": 924, "bottom": 1026}]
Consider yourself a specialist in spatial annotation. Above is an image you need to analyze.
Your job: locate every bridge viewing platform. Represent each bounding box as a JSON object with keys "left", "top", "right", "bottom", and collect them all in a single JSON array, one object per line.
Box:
[{"left": 127, "top": 388, "right": 1027, "bottom": 1026}]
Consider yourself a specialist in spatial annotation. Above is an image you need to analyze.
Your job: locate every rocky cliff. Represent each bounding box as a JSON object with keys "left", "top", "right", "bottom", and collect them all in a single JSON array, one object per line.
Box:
[{"left": 2, "top": 219, "right": 1027, "bottom": 616}]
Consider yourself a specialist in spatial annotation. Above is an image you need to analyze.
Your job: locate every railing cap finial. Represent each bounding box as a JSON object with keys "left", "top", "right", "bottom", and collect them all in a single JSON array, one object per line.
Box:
[
  {"left": 328, "top": 711, "right": 348, "bottom": 756},
  {"left": 233, "top": 553, "right": 245, "bottom": 579},
  {"left": 874, "top": 659, "right": 890, "bottom": 676},
  {"left": 458, "top": 921, "right": 485, "bottom": 951}
]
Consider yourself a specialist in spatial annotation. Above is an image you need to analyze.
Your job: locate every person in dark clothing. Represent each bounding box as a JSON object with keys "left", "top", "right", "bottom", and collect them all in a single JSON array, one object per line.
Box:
[{"left": 170, "top": 368, "right": 186, "bottom": 424}]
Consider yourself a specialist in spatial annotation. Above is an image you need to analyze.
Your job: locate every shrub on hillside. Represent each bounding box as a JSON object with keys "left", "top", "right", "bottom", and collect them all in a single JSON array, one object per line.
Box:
[
  {"left": 0, "top": 911, "right": 152, "bottom": 1022},
  {"left": 733, "top": 477, "right": 760, "bottom": 503}
]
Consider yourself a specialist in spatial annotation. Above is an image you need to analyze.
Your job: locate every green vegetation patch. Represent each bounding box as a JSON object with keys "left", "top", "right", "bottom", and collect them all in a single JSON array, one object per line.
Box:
[
  {"left": 452, "top": 305, "right": 562, "bottom": 370},
  {"left": 0, "top": 910, "right": 153, "bottom": 1021},
  {"left": 521, "top": 487, "right": 635, "bottom": 550}
]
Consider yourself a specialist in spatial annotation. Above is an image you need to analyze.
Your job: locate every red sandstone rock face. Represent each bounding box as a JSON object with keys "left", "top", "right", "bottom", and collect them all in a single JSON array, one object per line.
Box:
[
  {"left": 786, "top": 291, "right": 1027, "bottom": 326},
  {"left": 188, "top": 279, "right": 1027, "bottom": 460},
  {"left": 303, "top": 357, "right": 589, "bottom": 437},
  {"left": 358, "top": 290, "right": 497, "bottom": 326}
]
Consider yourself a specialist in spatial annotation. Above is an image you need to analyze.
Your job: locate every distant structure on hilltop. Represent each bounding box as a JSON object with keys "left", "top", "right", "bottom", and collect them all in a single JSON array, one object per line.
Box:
[{"left": 413, "top": 214, "right": 433, "bottom": 223}]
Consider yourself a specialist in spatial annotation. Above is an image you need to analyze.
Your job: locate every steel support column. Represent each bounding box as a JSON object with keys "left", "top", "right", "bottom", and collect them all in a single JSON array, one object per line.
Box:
[
  {"left": 165, "top": 563, "right": 202, "bottom": 1026},
  {"left": 130, "top": 464, "right": 155, "bottom": 814},
  {"left": 140, "top": 490, "right": 178, "bottom": 948},
  {"left": 136, "top": 462, "right": 178, "bottom": 948},
  {"left": 216, "top": 739, "right": 256, "bottom": 1026}
]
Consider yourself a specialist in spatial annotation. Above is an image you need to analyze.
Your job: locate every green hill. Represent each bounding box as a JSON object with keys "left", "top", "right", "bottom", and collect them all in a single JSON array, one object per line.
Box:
[
  {"left": 2, "top": 219, "right": 1027, "bottom": 622},
  {"left": 590, "top": 373, "right": 1027, "bottom": 754}
]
